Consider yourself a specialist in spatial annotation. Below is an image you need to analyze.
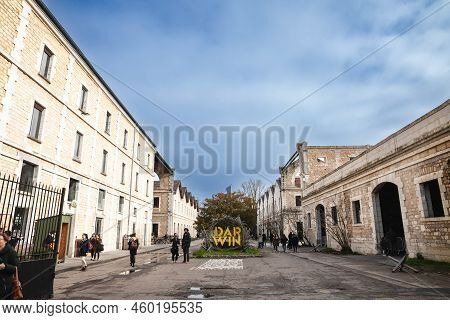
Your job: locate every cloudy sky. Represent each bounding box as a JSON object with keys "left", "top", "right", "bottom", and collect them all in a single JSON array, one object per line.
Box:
[{"left": 43, "top": 0, "right": 450, "bottom": 200}]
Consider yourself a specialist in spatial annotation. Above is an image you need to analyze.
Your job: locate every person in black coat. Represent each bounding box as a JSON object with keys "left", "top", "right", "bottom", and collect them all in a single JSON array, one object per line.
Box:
[
  {"left": 0, "top": 233, "right": 19, "bottom": 300},
  {"left": 280, "top": 233, "right": 288, "bottom": 252},
  {"left": 292, "top": 233, "right": 299, "bottom": 252},
  {"left": 171, "top": 234, "right": 180, "bottom": 263},
  {"left": 182, "top": 228, "right": 191, "bottom": 263},
  {"left": 128, "top": 233, "right": 139, "bottom": 267}
]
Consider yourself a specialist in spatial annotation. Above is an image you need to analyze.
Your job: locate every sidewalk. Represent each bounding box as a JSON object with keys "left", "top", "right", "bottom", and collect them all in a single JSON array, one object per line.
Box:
[
  {"left": 265, "top": 245, "right": 450, "bottom": 291},
  {"left": 56, "top": 239, "right": 202, "bottom": 274}
]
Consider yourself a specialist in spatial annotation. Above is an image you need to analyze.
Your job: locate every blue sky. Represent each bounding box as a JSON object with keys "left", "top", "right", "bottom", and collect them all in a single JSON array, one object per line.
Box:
[{"left": 43, "top": 0, "right": 450, "bottom": 200}]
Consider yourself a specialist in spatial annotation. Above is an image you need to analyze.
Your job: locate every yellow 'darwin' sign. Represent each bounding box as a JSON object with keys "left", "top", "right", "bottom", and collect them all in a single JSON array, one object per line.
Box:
[{"left": 213, "top": 226, "right": 241, "bottom": 247}]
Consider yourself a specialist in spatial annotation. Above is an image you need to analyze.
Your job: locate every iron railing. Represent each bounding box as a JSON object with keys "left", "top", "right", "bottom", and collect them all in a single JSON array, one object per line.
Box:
[{"left": 0, "top": 173, "right": 64, "bottom": 261}]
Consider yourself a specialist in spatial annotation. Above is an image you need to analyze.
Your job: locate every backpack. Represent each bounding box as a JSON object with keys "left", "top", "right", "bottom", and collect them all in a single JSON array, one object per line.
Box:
[{"left": 129, "top": 239, "right": 138, "bottom": 250}]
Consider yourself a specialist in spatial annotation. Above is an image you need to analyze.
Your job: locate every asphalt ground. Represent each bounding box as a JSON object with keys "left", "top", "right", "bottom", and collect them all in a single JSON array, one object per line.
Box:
[{"left": 53, "top": 245, "right": 450, "bottom": 300}]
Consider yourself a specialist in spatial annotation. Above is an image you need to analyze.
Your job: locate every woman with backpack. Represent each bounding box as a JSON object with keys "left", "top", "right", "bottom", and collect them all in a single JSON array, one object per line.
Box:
[
  {"left": 93, "top": 234, "right": 103, "bottom": 261},
  {"left": 79, "top": 233, "right": 89, "bottom": 271},
  {"left": 128, "top": 233, "right": 139, "bottom": 267}
]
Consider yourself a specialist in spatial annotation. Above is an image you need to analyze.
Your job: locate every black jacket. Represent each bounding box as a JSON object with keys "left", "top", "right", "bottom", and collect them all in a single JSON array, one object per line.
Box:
[
  {"left": 0, "top": 244, "right": 19, "bottom": 300},
  {"left": 182, "top": 232, "right": 191, "bottom": 249}
]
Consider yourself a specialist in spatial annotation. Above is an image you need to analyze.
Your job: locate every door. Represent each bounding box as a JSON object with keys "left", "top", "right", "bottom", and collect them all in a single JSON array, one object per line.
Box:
[
  {"left": 58, "top": 223, "right": 69, "bottom": 261},
  {"left": 152, "top": 223, "right": 159, "bottom": 237}
]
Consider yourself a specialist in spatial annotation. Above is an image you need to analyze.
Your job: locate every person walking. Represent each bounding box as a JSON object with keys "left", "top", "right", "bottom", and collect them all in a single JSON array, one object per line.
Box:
[
  {"left": 288, "top": 232, "right": 293, "bottom": 250},
  {"left": 128, "top": 233, "right": 139, "bottom": 267},
  {"left": 292, "top": 233, "right": 299, "bottom": 253},
  {"left": 281, "top": 233, "right": 288, "bottom": 252},
  {"left": 272, "top": 235, "right": 279, "bottom": 252},
  {"left": 89, "top": 234, "right": 97, "bottom": 260},
  {"left": 93, "top": 234, "right": 103, "bottom": 261},
  {"left": 269, "top": 233, "right": 274, "bottom": 248},
  {"left": 262, "top": 233, "right": 267, "bottom": 247},
  {"left": 258, "top": 233, "right": 263, "bottom": 249},
  {"left": 182, "top": 228, "right": 191, "bottom": 263},
  {"left": 171, "top": 233, "right": 180, "bottom": 263},
  {"left": 0, "top": 233, "right": 19, "bottom": 300},
  {"left": 79, "top": 233, "right": 89, "bottom": 271}
]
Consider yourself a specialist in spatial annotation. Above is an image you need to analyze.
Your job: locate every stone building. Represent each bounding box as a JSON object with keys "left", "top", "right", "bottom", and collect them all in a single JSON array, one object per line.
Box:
[
  {"left": 300, "top": 100, "right": 450, "bottom": 262},
  {"left": 153, "top": 179, "right": 199, "bottom": 237},
  {"left": 257, "top": 144, "right": 369, "bottom": 236},
  {"left": 0, "top": 0, "right": 168, "bottom": 257}
]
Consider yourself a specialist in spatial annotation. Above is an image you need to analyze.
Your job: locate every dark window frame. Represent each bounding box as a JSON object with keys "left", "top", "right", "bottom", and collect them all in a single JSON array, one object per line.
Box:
[{"left": 39, "top": 46, "right": 54, "bottom": 80}]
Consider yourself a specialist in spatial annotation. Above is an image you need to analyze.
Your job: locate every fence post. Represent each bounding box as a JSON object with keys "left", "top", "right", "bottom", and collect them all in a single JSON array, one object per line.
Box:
[{"left": 53, "top": 188, "right": 66, "bottom": 260}]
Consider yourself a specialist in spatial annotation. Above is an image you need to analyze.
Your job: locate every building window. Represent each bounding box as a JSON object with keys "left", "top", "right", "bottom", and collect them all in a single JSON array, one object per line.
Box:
[
  {"left": 105, "top": 111, "right": 111, "bottom": 134},
  {"left": 133, "top": 208, "right": 137, "bottom": 217},
  {"left": 331, "top": 206, "right": 338, "bottom": 225},
  {"left": 420, "top": 179, "right": 444, "bottom": 218},
  {"left": 79, "top": 85, "right": 88, "bottom": 112},
  {"left": 73, "top": 131, "right": 83, "bottom": 161},
  {"left": 154, "top": 197, "right": 160, "bottom": 209},
  {"left": 294, "top": 177, "right": 301, "bottom": 188},
  {"left": 29, "top": 102, "right": 45, "bottom": 141},
  {"left": 123, "top": 129, "right": 128, "bottom": 149},
  {"left": 132, "top": 223, "right": 136, "bottom": 233},
  {"left": 68, "top": 178, "right": 79, "bottom": 202},
  {"left": 317, "top": 157, "right": 326, "bottom": 163},
  {"left": 39, "top": 46, "right": 53, "bottom": 80},
  {"left": 101, "top": 150, "right": 108, "bottom": 175},
  {"left": 307, "top": 212, "right": 311, "bottom": 228},
  {"left": 121, "top": 163, "right": 126, "bottom": 184},
  {"left": 137, "top": 143, "right": 141, "bottom": 160},
  {"left": 352, "top": 200, "right": 362, "bottom": 224},
  {"left": 95, "top": 218, "right": 103, "bottom": 235},
  {"left": 147, "top": 154, "right": 151, "bottom": 168},
  {"left": 146, "top": 180, "right": 149, "bottom": 197},
  {"left": 98, "top": 189, "right": 106, "bottom": 211},
  {"left": 135, "top": 172, "right": 139, "bottom": 191},
  {"left": 19, "top": 161, "right": 37, "bottom": 191},
  {"left": 118, "top": 196, "right": 124, "bottom": 213},
  {"left": 295, "top": 196, "right": 302, "bottom": 207}
]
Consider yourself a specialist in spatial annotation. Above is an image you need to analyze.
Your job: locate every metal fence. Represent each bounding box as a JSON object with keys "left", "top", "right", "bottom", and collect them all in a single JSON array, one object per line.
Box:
[{"left": 0, "top": 173, "right": 65, "bottom": 299}]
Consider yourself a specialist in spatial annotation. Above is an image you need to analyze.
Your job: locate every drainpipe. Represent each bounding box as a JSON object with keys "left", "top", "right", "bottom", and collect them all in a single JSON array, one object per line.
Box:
[{"left": 127, "top": 129, "right": 136, "bottom": 235}]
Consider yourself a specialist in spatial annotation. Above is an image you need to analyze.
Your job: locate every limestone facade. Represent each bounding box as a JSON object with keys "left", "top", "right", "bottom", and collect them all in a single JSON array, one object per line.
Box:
[
  {"left": 153, "top": 180, "right": 199, "bottom": 237},
  {"left": 257, "top": 144, "right": 369, "bottom": 236},
  {"left": 300, "top": 101, "right": 450, "bottom": 262},
  {"left": 0, "top": 0, "right": 164, "bottom": 256}
]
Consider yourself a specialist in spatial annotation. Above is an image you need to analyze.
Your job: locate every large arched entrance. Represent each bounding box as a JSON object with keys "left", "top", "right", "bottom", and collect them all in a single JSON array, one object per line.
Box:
[
  {"left": 315, "top": 204, "right": 327, "bottom": 246},
  {"left": 373, "top": 182, "right": 405, "bottom": 254}
]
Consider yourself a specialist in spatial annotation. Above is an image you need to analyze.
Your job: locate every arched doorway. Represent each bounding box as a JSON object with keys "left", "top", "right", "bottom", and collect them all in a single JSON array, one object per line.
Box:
[
  {"left": 373, "top": 182, "right": 405, "bottom": 253},
  {"left": 315, "top": 204, "right": 327, "bottom": 246}
]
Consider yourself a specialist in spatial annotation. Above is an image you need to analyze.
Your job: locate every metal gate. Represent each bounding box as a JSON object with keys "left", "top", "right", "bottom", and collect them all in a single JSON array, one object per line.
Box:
[{"left": 0, "top": 173, "right": 65, "bottom": 299}]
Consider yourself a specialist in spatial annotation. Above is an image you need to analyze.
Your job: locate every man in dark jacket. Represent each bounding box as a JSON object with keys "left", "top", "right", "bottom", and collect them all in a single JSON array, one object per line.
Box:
[
  {"left": 128, "top": 233, "right": 139, "bottom": 267},
  {"left": 0, "top": 233, "right": 19, "bottom": 300},
  {"left": 182, "top": 228, "right": 191, "bottom": 263}
]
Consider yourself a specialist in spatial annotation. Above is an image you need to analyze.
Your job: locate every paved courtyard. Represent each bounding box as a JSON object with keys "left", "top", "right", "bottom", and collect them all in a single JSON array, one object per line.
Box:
[{"left": 53, "top": 245, "right": 450, "bottom": 300}]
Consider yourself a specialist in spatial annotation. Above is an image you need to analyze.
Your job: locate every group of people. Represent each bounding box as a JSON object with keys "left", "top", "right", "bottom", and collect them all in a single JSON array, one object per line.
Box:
[
  {"left": 0, "top": 230, "right": 19, "bottom": 300},
  {"left": 78, "top": 229, "right": 192, "bottom": 271},
  {"left": 170, "top": 228, "right": 192, "bottom": 263},
  {"left": 77, "top": 233, "right": 104, "bottom": 271},
  {"left": 258, "top": 231, "right": 300, "bottom": 253}
]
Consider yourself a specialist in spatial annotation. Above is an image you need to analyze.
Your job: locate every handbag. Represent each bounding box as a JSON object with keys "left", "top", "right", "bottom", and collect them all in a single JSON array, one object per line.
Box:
[{"left": 12, "top": 267, "right": 23, "bottom": 300}]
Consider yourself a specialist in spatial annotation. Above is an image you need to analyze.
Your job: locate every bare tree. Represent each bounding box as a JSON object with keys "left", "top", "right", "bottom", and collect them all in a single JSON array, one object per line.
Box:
[
  {"left": 240, "top": 179, "right": 265, "bottom": 208},
  {"left": 324, "top": 209, "right": 352, "bottom": 253}
]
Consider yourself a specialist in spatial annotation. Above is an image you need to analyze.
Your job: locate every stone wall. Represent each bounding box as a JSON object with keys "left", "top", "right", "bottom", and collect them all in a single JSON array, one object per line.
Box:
[{"left": 301, "top": 101, "right": 450, "bottom": 261}]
